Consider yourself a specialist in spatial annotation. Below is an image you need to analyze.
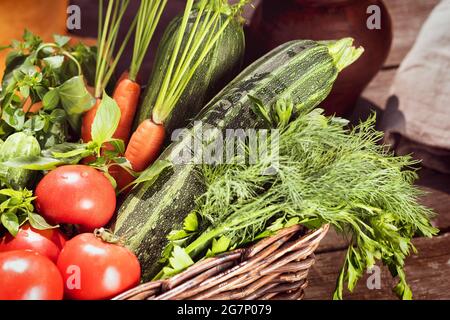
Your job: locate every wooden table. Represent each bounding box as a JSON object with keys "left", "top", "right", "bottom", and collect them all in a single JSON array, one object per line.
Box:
[{"left": 305, "top": 0, "right": 450, "bottom": 300}]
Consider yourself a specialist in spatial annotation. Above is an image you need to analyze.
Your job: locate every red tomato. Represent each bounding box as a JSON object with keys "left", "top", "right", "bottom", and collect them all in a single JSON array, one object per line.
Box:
[
  {"left": 0, "top": 250, "right": 63, "bottom": 300},
  {"left": 0, "top": 224, "right": 66, "bottom": 263},
  {"left": 57, "top": 233, "right": 141, "bottom": 300},
  {"left": 35, "top": 165, "right": 116, "bottom": 231}
]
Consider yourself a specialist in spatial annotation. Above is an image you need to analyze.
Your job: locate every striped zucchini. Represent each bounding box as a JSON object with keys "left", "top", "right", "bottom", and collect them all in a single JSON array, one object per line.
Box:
[
  {"left": 114, "top": 39, "right": 363, "bottom": 280},
  {"left": 134, "top": 11, "right": 245, "bottom": 137}
]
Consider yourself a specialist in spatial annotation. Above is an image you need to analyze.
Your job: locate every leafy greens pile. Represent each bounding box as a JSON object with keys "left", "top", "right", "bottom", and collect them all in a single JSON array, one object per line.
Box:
[
  {"left": 0, "top": 30, "right": 96, "bottom": 148},
  {"left": 157, "top": 100, "right": 438, "bottom": 300}
]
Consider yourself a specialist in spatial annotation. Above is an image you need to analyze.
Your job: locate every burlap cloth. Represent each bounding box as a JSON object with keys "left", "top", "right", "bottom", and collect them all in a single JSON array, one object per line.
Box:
[{"left": 380, "top": 0, "right": 450, "bottom": 173}]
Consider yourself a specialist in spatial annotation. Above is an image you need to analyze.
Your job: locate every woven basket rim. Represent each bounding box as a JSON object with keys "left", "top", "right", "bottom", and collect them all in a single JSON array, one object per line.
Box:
[{"left": 113, "top": 224, "right": 329, "bottom": 300}]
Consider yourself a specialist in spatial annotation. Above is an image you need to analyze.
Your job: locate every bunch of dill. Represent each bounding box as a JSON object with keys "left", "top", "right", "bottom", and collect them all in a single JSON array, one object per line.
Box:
[{"left": 158, "top": 104, "right": 437, "bottom": 300}]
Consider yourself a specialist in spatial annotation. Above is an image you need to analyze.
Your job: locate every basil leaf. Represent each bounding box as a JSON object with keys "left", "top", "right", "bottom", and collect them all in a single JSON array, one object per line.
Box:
[
  {"left": 91, "top": 92, "right": 120, "bottom": 146},
  {"left": 53, "top": 35, "right": 71, "bottom": 47},
  {"left": 23, "top": 115, "right": 46, "bottom": 132},
  {"left": 131, "top": 160, "right": 172, "bottom": 188},
  {"left": 41, "top": 142, "right": 91, "bottom": 164},
  {"left": 5, "top": 51, "right": 25, "bottom": 72},
  {"left": 108, "top": 139, "right": 125, "bottom": 154},
  {"left": 49, "top": 108, "right": 66, "bottom": 121},
  {"left": 1, "top": 156, "right": 62, "bottom": 171},
  {"left": 42, "top": 89, "right": 60, "bottom": 110},
  {"left": 0, "top": 188, "right": 25, "bottom": 198},
  {"left": 0, "top": 198, "right": 10, "bottom": 211},
  {"left": 1, "top": 211, "right": 20, "bottom": 236},
  {"left": 57, "top": 75, "right": 95, "bottom": 132},
  {"left": 52, "top": 148, "right": 90, "bottom": 159},
  {"left": 19, "top": 85, "right": 30, "bottom": 98},
  {"left": 35, "top": 119, "right": 67, "bottom": 150},
  {"left": 2, "top": 104, "right": 25, "bottom": 130},
  {"left": 43, "top": 55, "right": 64, "bottom": 70},
  {"left": 28, "top": 212, "right": 58, "bottom": 230},
  {"left": 43, "top": 142, "right": 87, "bottom": 155},
  {"left": 34, "top": 85, "right": 48, "bottom": 101}
]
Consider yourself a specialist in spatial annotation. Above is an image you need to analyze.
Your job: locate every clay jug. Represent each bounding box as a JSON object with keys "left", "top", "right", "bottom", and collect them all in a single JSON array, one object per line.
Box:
[{"left": 247, "top": 0, "right": 392, "bottom": 116}]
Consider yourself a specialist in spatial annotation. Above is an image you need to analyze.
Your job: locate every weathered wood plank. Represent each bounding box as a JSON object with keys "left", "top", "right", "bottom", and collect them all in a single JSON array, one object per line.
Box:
[
  {"left": 306, "top": 233, "right": 450, "bottom": 300},
  {"left": 384, "top": 0, "right": 440, "bottom": 67},
  {"left": 315, "top": 228, "right": 348, "bottom": 253}
]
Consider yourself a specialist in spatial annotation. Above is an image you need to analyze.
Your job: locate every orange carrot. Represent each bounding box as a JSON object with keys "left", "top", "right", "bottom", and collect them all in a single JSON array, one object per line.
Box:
[
  {"left": 16, "top": 87, "right": 43, "bottom": 114},
  {"left": 81, "top": 73, "right": 140, "bottom": 146},
  {"left": 112, "top": 73, "right": 141, "bottom": 145},
  {"left": 107, "top": 72, "right": 141, "bottom": 190},
  {"left": 22, "top": 98, "right": 43, "bottom": 113},
  {"left": 125, "top": 119, "right": 166, "bottom": 172},
  {"left": 116, "top": 71, "right": 130, "bottom": 87},
  {"left": 111, "top": 165, "right": 135, "bottom": 195}
]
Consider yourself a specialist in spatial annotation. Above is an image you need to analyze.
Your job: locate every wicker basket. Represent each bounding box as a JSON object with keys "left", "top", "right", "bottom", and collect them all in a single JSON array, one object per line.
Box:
[{"left": 114, "top": 224, "right": 329, "bottom": 300}]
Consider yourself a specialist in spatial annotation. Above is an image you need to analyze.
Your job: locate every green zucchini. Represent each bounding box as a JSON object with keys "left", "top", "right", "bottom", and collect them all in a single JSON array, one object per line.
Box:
[
  {"left": 114, "top": 38, "right": 363, "bottom": 280},
  {"left": 0, "top": 132, "right": 41, "bottom": 189},
  {"left": 134, "top": 10, "right": 245, "bottom": 137}
]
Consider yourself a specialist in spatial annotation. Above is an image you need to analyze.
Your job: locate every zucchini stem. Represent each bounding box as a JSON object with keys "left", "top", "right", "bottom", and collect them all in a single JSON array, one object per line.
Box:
[{"left": 321, "top": 38, "right": 365, "bottom": 72}]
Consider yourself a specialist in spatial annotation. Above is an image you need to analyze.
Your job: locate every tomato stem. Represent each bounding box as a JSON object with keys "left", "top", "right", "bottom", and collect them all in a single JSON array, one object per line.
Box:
[{"left": 94, "top": 228, "right": 121, "bottom": 244}]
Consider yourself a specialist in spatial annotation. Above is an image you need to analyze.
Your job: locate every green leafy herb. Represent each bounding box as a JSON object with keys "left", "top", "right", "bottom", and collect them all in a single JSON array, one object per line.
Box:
[
  {"left": 249, "top": 96, "right": 295, "bottom": 128},
  {"left": 1, "top": 156, "right": 63, "bottom": 171},
  {"left": 161, "top": 245, "right": 194, "bottom": 278},
  {"left": 1, "top": 211, "right": 19, "bottom": 236},
  {"left": 120, "top": 159, "right": 172, "bottom": 193},
  {"left": 0, "top": 30, "right": 96, "bottom": 147},
  {"left": 157, "top": 100, "right": 437, "bottom": 300},
  {"left": 42, "top": 88, "right": 60, "bottom": 110},
  {"left": 28, "top": 211, "right": 57, "bottom": 230},
  {"left": 54, "top": 35, "right": 71, "bottom": 48},
  {"left": 0, "top": 188, "right": 55, "bottom": 236},
  {"left": 57, "top": 75, "right": 96, "bottom": 131},
  {"left": 206, "top": 236, "right": 231, "bottom": 258},
  {"left": 91, "top": 91, "right": 121, "bottom": 149}
]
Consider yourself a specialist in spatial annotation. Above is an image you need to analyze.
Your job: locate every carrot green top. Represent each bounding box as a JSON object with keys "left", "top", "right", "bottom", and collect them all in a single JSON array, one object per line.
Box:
[
  {"left": 151, "top": 0, "right": 249, "bottom": 124},
  {"left": 94, "top": 0, "right": 136, "bottom": 98}
]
